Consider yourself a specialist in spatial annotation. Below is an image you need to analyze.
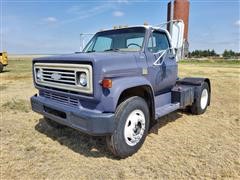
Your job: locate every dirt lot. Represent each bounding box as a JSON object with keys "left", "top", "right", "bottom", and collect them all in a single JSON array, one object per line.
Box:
[{"left": 1, "top": 60, "right": 240, "bottom": 179}]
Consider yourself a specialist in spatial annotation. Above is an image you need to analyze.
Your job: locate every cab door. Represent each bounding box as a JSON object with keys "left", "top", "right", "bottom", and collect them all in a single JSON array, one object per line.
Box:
[{"left": 145, "top": 30, "right": 178, "bottom": 95}]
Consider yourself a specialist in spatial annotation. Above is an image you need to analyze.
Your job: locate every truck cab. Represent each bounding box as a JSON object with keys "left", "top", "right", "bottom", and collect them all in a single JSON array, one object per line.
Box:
[{"left": 31, "top": 25, "right": 211, "bottom": 158}]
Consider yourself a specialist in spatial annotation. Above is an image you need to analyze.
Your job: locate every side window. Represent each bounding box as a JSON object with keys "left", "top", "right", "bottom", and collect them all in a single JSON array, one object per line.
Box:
[
  {"left": 148, "top": 36, "right": 156, "bottom": 48},
  {"left": 93, "top": 36, "right": 112, "bottom": 51},
  {"left": 148, "top": 31, "right": 170, "bottom": 53},
  {"left": 127, "top": 37, "right": 144, "bottom": 49}
]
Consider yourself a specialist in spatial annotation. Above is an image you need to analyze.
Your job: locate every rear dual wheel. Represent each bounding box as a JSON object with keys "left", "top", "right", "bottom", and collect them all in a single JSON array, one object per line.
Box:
[
  {"left": 191, "top": 82, "right": 210, "bottom": 115},
  {"left": 106, "top": 96, "right": 150, "bottom": 158}
]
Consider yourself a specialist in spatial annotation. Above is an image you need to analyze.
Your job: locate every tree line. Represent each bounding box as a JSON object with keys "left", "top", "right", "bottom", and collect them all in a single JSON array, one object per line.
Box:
[{"left": 189, "top": 49, "right": 240, "bottom": 58}]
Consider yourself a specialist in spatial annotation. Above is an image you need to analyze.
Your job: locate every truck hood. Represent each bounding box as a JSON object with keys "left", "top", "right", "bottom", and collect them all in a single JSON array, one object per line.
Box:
[{"left": 33, "top": 52, "right": 143, "bottom": 78}]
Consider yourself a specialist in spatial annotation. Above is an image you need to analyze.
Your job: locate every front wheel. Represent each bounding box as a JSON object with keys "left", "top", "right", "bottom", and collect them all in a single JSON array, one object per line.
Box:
[{"left": 106, "top": 96, "right": 150, "bottom": 158}]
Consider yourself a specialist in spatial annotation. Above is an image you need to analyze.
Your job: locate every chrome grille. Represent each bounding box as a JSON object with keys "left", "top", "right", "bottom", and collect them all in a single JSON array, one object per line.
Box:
[
  {"left": 41, "top": 91, "right": 79, "bottom": 107},
  {"left": 34, "top": 63, "right": 93, "bottom": 94},
  {"left": 42, "top": 68, "right": 76, "bottom": 85}
]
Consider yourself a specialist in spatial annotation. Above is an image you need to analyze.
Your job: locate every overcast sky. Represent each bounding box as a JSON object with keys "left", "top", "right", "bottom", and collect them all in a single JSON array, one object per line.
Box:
[{"left": 1, "top": 0, "right": 240, "bottom": 54}]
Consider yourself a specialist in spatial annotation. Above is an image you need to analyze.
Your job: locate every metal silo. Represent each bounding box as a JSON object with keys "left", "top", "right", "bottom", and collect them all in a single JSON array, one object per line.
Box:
[{"left": 173, "top": 0, "right": 190, "bottom": 42}]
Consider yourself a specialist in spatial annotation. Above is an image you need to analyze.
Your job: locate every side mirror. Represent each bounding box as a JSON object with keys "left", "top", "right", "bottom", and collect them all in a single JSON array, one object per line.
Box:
[{"left": 171, "top": 21, "right": 184, "bottom": 49}]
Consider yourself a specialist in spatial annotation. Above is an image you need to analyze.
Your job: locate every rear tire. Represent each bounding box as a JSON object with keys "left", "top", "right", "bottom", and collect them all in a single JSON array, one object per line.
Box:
[
  {"left": 106, "top": 96, "right": 150, "bottom": 158},
  {"left": 44, "top": 117, "right": 66, "bottom": 129},
  {"left": 191, "top": 82, "right": 210, "bottom": 115},
  {"left": 0, "top": 63, "right": 3, "bottom": 73}
]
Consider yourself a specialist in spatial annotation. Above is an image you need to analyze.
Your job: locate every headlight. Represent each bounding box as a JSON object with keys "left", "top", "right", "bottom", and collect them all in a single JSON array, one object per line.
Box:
[
  {"left": 36, "top": 68, "right": 42, "bottom": 80},
  {"left": 78, "top": 72, "right": 87, "bottom": 87}
]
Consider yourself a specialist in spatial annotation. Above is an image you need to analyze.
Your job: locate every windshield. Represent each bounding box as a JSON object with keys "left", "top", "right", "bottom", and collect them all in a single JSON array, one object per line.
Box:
[{"left": 83, "top": 27, "right": 146, "bottom": 52}]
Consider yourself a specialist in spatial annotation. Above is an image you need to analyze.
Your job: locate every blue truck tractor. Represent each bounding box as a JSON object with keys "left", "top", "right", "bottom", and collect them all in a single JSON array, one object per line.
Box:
[{"left": 31, "top": 23, "right": 211, "bottom": 158}]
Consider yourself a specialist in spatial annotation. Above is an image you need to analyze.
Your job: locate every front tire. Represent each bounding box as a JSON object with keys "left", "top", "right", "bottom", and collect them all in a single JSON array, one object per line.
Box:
[
  {"left": 191, "top": 82, "right": 210, "bottom": 115},
  {"left": 106, "top": 96, "right": 150, "bottom": 158}
]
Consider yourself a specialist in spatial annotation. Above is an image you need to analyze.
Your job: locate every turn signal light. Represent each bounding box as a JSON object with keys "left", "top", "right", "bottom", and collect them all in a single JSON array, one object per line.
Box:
[{"left": 102, "top": 79, "right": 112, "bottom": 88}]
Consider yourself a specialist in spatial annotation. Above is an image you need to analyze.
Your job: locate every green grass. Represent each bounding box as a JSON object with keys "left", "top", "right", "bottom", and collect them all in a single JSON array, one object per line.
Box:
[
  {"left": 179, "top": 59, "right": 240, "bottom": 68},
  {"left": 180, "top": 59, "right": 240, "bottom": 64},
  {"left": 7, "top": 60, "right": 32, "bottom": 73},
  {"left": 1, "top": 60, "right": 33, "bottom": 80}
]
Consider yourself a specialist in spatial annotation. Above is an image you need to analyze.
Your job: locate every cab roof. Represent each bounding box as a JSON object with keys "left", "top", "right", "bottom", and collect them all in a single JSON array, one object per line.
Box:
[{"left": 98, "top": 25, "right": 168, "bottom": 33}]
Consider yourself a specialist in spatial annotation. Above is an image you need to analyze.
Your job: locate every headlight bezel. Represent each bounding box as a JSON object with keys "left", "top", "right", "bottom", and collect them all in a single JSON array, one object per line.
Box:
[
  {"left": 36, "top": 68, "right": 43, "bottom": 81},
  {"left": 76, "top": 72, "right": 88, "bottom": 87}
]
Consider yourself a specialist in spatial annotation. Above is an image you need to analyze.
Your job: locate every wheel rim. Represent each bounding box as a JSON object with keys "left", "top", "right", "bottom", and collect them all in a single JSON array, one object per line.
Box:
[
  {"left": 200, "top": 89, "right": 208, "bottom": 110},
  {"left": 124, "top": 109, "right": 146, "bottom": 146}
]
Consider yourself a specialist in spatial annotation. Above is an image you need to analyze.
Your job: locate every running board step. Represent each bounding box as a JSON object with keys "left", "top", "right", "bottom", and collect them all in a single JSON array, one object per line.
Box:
[{"left": 155, "top": 103, "right": 180, "bottom": 119}]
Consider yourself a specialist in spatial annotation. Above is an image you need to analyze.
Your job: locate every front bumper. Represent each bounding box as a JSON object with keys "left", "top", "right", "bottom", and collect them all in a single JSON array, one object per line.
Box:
[{"left": 31, "top": 94, "right": 115, "bottom": 136}]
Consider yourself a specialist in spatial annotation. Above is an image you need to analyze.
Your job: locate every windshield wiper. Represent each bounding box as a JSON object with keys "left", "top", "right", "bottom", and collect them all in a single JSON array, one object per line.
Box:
[
  {"left": 86, "top": 50, "right": 96, "bottom": 53},
  {"left": 104, "top": 48, "right": 120, "bottom": 52}
]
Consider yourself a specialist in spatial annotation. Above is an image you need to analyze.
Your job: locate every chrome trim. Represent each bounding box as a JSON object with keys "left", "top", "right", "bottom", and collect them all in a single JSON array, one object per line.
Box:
[{"left": 34, "top": 63, "right": 93, "bottom": 94}]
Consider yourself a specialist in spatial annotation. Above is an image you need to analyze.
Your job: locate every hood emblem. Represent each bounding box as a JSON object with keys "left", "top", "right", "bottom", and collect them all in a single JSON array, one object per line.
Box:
[{"left": 51, "top": 73, "right": 61, "bottom": 81}]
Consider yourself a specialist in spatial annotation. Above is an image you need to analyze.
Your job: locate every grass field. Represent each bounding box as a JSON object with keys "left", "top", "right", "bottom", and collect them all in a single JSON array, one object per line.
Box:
[{"left": 1, "top": 60, "right": 240, "bottom": 179}]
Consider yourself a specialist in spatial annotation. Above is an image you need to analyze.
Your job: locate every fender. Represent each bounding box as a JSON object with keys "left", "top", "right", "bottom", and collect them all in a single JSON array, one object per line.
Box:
[
  {"left": 100, "top": 76, "right": 154, "bottom": 112},
  {"left": 177, "top": 77, "right": 211, "bottom": 105}
]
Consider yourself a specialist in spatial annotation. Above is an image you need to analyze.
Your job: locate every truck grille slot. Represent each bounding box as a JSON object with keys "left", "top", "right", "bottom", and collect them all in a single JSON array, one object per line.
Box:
[
  {"left": 42, "top": 91, "right": 79, "bottom": 108},
  {"left": 43, "top": 78, "right": 76, "bottom": 85},
  {"left": 34, "top": 63, "right": 93, "bottom": 94},
  {"left": 44, "top": 106, "right": 67, "bottom": 119},
  {"left": 42, "top": 68, "right": 74, "bottom": 73}
]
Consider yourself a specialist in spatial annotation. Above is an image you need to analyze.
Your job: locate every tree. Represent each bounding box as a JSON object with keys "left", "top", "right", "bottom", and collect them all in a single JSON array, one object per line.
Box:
[
  {"left": 223, "top": 50, "right": 237, "bottom": 58},
  {"left": 189, "top": 49, "right": 219, "bottom": 58}
]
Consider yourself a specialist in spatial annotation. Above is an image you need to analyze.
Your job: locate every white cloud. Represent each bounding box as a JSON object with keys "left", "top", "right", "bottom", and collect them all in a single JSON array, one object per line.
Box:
[
  {"left": 66, "top": 6, "right": 83, "bottom": 14},
  {"left": 62, "top": 4, "right": 113, "bottom": 24},
  {"left": 41, "top": 2, "right": 128, "bottom": 26},
  {"left": 64, "top": 1, "right": 129, "bottom": 24},
  {"left": 44, "top": 17, "right": 58, "bottom": 23},
  {"left": 234, "top": 20, "right": 240, "bottom": 26},
  {"left": 113, "top": 11, "right": 124, "bottom": 17}
]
